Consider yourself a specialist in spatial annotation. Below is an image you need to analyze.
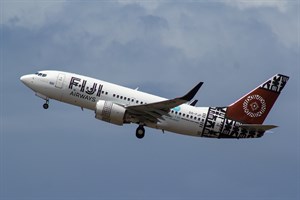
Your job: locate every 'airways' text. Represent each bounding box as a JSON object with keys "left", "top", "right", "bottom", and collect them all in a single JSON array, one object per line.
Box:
[{"left": 69, "top": 91, "right": 96, "bottom": 102}]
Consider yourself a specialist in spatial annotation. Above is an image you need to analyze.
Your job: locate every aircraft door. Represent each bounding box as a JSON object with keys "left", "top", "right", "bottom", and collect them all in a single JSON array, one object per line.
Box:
[{"left": 55, "top": 73, "right": 65, "bottom": 89}]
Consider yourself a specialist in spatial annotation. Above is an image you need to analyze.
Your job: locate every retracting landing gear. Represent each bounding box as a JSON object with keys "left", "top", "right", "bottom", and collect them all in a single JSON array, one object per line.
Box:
[
  {"left": 43, "top": 99, "right": 49, "bottom": 109},
  {"left": 136, "top": 125, "right": 145, "bottom": 139}
]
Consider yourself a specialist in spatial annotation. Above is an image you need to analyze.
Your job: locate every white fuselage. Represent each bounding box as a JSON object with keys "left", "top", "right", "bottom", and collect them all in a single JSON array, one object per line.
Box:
[{"left": 21, "top": 70, "right": 212, "bottom": 137}]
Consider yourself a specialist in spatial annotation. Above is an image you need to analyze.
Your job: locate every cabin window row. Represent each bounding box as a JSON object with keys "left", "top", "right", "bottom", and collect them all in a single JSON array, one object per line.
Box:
[
  {"left": 101, "top": 91, "right": 108, "bottom": 95},
  {"left": 112, "top": 94, "right": 146, "bottom": 105},
  {"left": 171, "top": 110, "right": 202, "bottom": 121}
]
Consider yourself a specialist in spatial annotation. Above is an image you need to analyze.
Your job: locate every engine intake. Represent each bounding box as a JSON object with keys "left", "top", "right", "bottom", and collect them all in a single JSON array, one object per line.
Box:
[{"left": 95, "top": 100, "right": 126, "bottom": 125}]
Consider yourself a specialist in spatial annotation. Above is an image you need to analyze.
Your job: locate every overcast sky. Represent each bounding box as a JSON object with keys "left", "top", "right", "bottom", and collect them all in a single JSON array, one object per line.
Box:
[{"left": 1, "top": 1, "right": 299, "bottom": 200}]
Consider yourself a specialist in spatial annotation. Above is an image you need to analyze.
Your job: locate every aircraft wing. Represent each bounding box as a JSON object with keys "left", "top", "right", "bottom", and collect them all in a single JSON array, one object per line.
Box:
[{"left": 126, "top": 82, "right": 203, "bottom": 123}]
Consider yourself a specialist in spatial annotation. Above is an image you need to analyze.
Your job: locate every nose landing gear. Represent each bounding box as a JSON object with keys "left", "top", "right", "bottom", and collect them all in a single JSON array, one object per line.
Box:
[
  {"left": 136, "top": 125, "right": 145, "bottom": 139},
  {"left": 43, "top": 99, "right": 49, "bottom": 109}
]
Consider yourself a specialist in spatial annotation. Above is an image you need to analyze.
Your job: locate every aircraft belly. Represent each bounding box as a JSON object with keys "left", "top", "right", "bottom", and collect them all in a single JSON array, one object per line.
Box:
[{"left": 157, "top": 118, "right": 200, "bottom": 136}]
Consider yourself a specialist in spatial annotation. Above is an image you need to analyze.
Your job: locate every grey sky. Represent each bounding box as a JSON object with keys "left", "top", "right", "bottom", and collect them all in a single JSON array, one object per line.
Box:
[{"left": 1, "top": 1, "right": 299, "bottom": 200}]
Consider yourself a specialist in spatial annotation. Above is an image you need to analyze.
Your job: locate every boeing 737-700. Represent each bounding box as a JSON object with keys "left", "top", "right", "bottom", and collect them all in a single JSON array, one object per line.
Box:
[{"left": 20, "top": 70, "right": 289, "bottom": 139}]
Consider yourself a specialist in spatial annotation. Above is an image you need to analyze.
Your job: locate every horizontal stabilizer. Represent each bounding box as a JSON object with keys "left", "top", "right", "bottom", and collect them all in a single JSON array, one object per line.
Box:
[{"left": 238, "top": 124, "right": 278, "bottom": 132}]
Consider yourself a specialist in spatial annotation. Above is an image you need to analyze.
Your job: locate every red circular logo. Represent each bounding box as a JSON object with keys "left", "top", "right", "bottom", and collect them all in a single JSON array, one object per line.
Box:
[{"left": 243, "top": 95, "right": 266, "bottom": 118}]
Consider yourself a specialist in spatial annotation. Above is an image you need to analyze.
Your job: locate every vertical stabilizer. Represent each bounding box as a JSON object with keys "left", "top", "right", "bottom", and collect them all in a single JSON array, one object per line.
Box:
[{"left": 226, "top": 74, "right": 289, "bottom": 124}]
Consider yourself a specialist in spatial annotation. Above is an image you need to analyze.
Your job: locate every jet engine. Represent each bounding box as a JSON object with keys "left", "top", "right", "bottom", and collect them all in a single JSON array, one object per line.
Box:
[{"left": 95, "top": 100, "right": 127, "bottom": 125}]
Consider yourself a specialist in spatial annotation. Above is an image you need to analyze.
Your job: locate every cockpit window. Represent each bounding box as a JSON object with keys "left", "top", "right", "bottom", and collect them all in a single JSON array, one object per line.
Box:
[{"left": 35, "top": 72, "right": 47, "bottom": 77}]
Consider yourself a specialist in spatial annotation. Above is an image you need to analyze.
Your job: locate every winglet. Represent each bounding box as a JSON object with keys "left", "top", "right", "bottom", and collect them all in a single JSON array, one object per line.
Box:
[
  {"left": 189, "top": 99, "right": 198, "bottom": 106},
  {"left": 181, "top": 82, "right": 203, "bottom": 101}
]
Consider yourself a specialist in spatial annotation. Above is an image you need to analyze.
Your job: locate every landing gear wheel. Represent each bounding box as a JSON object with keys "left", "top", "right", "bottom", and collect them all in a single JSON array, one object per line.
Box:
[
  {"left": 43, "top": 103, "right": 49, "bottom": 109},
  {"left": 43, "top": 99, "right": 49, "bottom": 109},
  {"left": 136, "top": 126, "right": 145, "bottom": 139}
]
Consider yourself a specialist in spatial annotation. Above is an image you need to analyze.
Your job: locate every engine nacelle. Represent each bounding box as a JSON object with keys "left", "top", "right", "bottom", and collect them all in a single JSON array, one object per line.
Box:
[{"left": 95, "top": 100, "right": 126, "bottom": 126}]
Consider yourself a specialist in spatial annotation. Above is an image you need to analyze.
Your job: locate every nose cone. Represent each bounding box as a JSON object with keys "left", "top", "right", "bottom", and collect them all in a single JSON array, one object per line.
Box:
[{"left": 20, "top": 74, "right": 33, "bottom": 87}]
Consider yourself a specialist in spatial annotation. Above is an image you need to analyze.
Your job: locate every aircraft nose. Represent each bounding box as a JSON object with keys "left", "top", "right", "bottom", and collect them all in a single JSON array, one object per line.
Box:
[{"left": 20, "top": 74, "right": 33, "bottom": 87}]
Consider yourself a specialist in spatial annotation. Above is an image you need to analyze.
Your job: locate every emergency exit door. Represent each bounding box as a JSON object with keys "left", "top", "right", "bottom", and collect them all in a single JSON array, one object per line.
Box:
[{"left": 55, "top": 73, "right": 65, "bottom": 88}]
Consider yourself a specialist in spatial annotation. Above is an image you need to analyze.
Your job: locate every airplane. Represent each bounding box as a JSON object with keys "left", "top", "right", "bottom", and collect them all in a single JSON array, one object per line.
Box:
[{"left": 20, "top": 70, "right": 289, "bottom": 139}]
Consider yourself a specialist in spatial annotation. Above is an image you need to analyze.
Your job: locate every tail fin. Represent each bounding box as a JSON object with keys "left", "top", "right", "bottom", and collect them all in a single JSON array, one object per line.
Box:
[{"left": 226, "top": 74, "right": 289, "bottom": 124}]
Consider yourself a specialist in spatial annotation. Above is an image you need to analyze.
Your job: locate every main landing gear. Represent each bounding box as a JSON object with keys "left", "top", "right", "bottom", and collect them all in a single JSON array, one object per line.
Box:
[
  {"left": 136, "top": 125, "right": 145, "bottom": 139},
  {"left": 43, "top": 99, "right": 49, "bottom": 109}
]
